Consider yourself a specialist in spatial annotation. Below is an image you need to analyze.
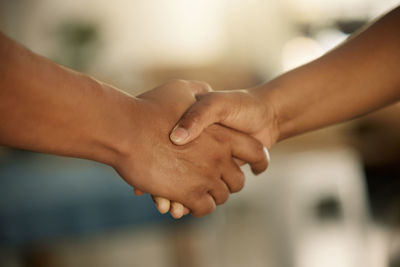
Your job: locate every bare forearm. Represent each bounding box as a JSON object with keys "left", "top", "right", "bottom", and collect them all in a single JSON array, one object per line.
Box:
[
  {"left": 0, "top": 32, "right": 134, "bottom": 165},
  {"left": 254, "top": 6, "right": 400, "bottom": 142},
  {"left": 0, "top": 33, "right": 264, "bottom": 217}
]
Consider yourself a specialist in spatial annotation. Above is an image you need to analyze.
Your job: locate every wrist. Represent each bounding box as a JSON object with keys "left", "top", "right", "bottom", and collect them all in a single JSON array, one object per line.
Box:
[
  {"left": 84, "top": 81, "right": 141, "bottom": 167},
  {"left": 247, "top": 83, "right": 281, "bottom": 148}
]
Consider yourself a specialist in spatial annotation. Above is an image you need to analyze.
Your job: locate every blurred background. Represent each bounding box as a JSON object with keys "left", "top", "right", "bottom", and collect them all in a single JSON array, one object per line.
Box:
[{"left": 1, "top": 0, "right": 400, "bottom": 266}]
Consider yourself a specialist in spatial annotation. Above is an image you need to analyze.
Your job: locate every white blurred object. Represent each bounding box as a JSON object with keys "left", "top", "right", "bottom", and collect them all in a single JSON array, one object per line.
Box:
[
  {"left": 282, "top": 0, "right": 378, "bottom": 23},
  {"left": 314, "top": 29, "right": 348, "bottom": 53},
  {"left": 231, "top": 147, "right": 388, "bottom": 267},
  {"left": 281, "top": 36, "right": 323, "bottom": 72},
  {"left": 281, "top": 29, "right": 348, "bottom": 72},
  {"left": 100, "top": 0, "right": 227, "bottom": 68}
]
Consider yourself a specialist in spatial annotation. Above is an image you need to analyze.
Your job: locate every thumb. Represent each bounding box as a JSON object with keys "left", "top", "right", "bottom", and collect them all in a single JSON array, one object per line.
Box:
[{"left": 170, "top": 94, "right": 225, "bottom": 145}]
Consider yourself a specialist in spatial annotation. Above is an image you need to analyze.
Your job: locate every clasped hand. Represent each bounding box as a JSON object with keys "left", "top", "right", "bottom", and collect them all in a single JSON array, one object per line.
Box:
[{"left": 121, "top": 80, "right": 272, "bottom": 218}]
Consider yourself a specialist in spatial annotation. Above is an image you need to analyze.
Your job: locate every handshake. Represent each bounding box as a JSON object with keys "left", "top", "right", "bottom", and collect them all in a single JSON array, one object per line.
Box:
[
  {"left": 111, "top": 79, "right": 277, "bottom": 219},
  {"left": 2, "top": 7, "right": 398, "bottom": 221},
  {"left": 0, "top": 32, "right": 278, "bottom": 220}
]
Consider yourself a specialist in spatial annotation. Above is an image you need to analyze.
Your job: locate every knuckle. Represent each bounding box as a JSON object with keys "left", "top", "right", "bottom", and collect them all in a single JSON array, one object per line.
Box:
[
  {"left": 168, "top": 79, "right": 187, "bottom": 86},
  {"left": 181, "top": 108, "right": 204, "bottom": 128},
  {"left": 231, "top": 171, "right": 245, "bottom": 193},
  {"left": 211, "top": 154, "right": 224, "bottom": 166},
  {"left": 252, "top": 141, "right": 266, "bottom": 161},
  {"left": 203, "top": 202, "right": 216, "bottom": 215},
  {"left": 251, "top": 160, "right": 268, "bottom": 175},
  {"left": 217, "top": 190, "right": 229, "bottom": 205},
  {"left": 192, "top": 201, "right": 215, "bottom": 217},
  {"left": 193, "top": 184, "right": 209, "bottom": 198},
  {"left": 204, "top": 170, "right": 217, "bottom": 182},
  {"left": 209, "top": 128, "right": 229, "bottom": 145},
  {"left": 196, "top": 81, "right": 212, "bottom": 91}
]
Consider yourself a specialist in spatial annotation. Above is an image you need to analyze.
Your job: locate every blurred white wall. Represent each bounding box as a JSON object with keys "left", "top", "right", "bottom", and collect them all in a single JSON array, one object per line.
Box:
[{"left": 1, "top": 0, "right": 397, "bottom": 86}]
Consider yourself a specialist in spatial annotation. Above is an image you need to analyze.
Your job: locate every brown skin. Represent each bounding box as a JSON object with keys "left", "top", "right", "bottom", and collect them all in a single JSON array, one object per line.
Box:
[
  {"left": 155, "top": 6, "right": 400, "bottom": 216},
  {"left": 121, "top": 81, "right": 269, "bottom": 217},
  {"left": 137, "top": 87, "right": 271, "bottom": 219},
  {"left": 0, "top": 32, "right": 268, "bottom": 218},
  {"left": 170, "top": 6, "right": 400, "bottom": 148}
]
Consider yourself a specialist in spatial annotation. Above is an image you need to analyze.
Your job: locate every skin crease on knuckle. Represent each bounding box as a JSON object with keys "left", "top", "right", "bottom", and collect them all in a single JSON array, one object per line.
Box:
[
  {"left": 207, "top": 124, "right": 231, "bottom": 145},
  {"left": 193, "top": 201, "right": 216, "bottom": 217},
  {"left": 216, "top": 186, "right": 230, "bottom": 205},
  {"left": 229, "top": 170, "right": 245, "bottom": 193},
  {"left": 181, "top": 107, "right": 204, "bottom": 130},
  {"left": 252, "top": 140, "right": 266, "bottom": 163},
  {"left": 168, "top": 132, "right": 229, "bottom": 211},
  {"left": 206, "top": 126, "right": 247, "bottom": 193},
  {"left": 208, "top": 132, "right": 245, "bottom": 194},
  {"left": 211, "top": 191, "right": 229, "bottom": 205},
  {"left": 184, "top": 189, "right": 213, "bottom": 217},
  {"left": 207, "top": 176, "right": 231, "bottom": 205}
]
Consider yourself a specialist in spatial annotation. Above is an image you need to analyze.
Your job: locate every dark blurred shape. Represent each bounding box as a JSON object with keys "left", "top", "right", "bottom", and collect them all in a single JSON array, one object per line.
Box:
[
  {"left": 314, "top": 196, "right": 343, "bottom": 222},
  {"left": 350, "top": 104, "right": 400, "bottom": 224},
  {"left": 335, "top": 19, "right": 367, "bottom": 34},
  {"left": 52, "top": 19, "right": 101, "bottom": 71},
  {"left": 364, "top": 164, "right": 400, "bottom": 223}
]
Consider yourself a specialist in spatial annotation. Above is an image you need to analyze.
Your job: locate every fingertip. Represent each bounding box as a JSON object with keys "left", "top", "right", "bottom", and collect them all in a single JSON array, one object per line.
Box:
[
  {"left": 248, "top": 146, "right": 271, "bottom": 175},
  {"left": 155, "top": 197, "right": 171, "bottom": 214},
  {"left": 133, "top": 188, "right": 144, "bottom": 196},
  {"left": 170, "top": 211, "right": 183, "bottom": 219},
  {"left": 250, "top": 165, "right": 264, "bottom": 175},
  {"left": 170, "top": 202, "right": 184, "bottom": 219},
  {"left": 183, "top": 207, "right": 190, "bottom": 216},
  {"left": 170, "top": 126, "right": 190, "bottom": 145},
  {"left": 250, "top": 159, "right": 268, "bottom": 175}
]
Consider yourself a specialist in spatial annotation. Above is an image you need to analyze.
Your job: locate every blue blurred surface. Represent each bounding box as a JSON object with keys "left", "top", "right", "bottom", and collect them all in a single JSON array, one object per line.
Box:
[{"left": 0, "top": 149, "right": 168, "bottom": 246}]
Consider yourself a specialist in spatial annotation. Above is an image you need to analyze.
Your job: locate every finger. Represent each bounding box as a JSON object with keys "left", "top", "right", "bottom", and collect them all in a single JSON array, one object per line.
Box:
[
  {"left": 233, "top": 158, "right": 245, "bottom": 166},
  {"left": 208, "top": 179, "right": 230, "bottom": 205},
  {"left": 170, "top": 202, "right": 185, "bottom": 219},
  {"left": 227, "top": 130, "right": 269, "bottom": 175},
  {"left": 183, "top": 207, "right": 190, "bottom": 216},
  {"left": 152, "top": 196, "right": 171, "bottom": 214},
  {"left": 221, "top": 160, "right": 245, "bottom": 193},
  {"left": 250, "top": 147, "right": 270, "bottom": 173},
  {"left": 187, "top": 80, "right": 213, "bottom": 96},
  {"left": 133, "top": 188, "right": 145, "bottom": 196},
  {"left": 189, "top": 194, "right": 216, "bottom": 218},
  {"left": 170, "top": 93, "right": 226, "bottom": 145}
]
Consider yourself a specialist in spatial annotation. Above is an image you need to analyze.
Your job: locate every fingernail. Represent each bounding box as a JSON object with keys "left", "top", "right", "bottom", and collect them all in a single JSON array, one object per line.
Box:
[
  {"left": 170, "top": 126, "right": 189, "bottom": 144},
  {"left": 156, "top": 199, "right": 170, "bottom": 214},
  {"left": 263, "top": 147, "right": 271, "bottom": 163},
  {"left": 171, "top": 210, "right": 182, "bottom": 219}
]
